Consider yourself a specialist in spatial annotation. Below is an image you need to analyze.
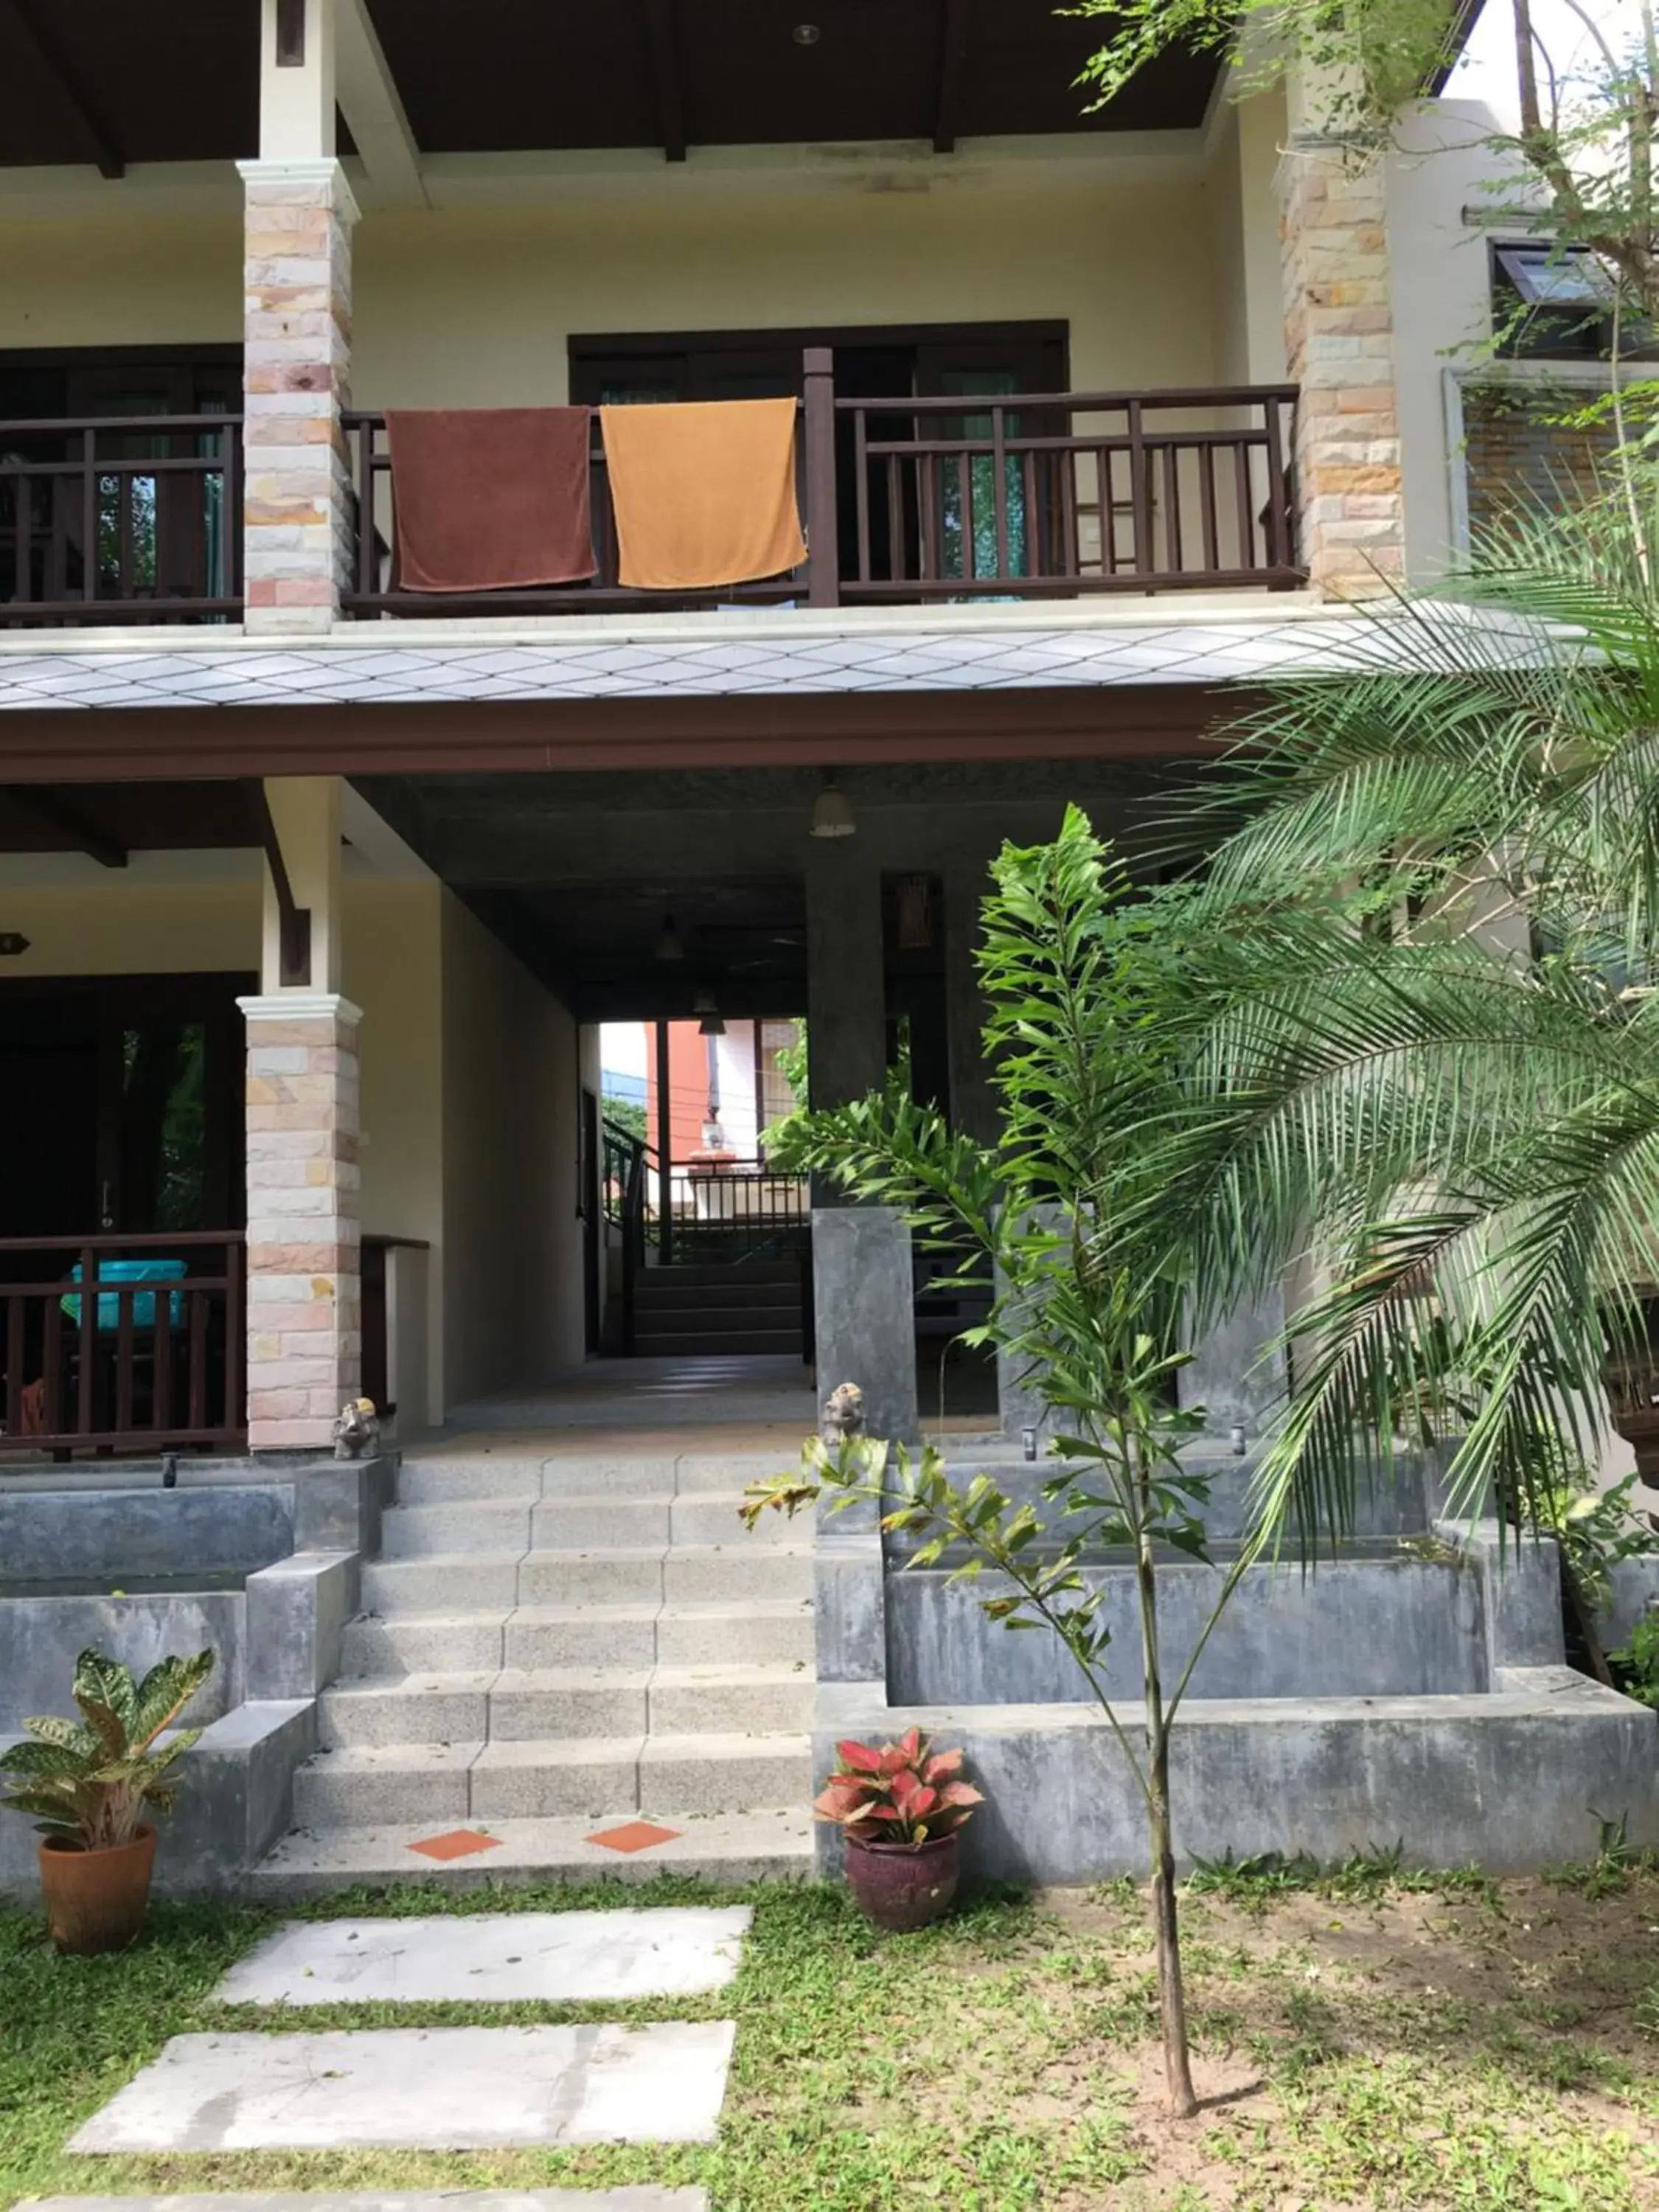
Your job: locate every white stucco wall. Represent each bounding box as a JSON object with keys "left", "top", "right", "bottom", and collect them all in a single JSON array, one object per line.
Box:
[
  {"left": 0, "top": 150, "right": 1250, "bottom": 401},
  {"left": 1383, "top": 100, "right": 1512, "bottom": 580},
  {"left": 439, "top": 888, "right": 585, "bottom": 1409},
  {"left": 0, "top": 839, "right": 585, "bottom": 1426}
]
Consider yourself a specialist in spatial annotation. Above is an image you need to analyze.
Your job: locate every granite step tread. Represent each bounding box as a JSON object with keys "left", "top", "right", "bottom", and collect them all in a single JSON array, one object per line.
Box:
[{"left": 254, "top": 1807, "right": 812, "bottom": 1898}]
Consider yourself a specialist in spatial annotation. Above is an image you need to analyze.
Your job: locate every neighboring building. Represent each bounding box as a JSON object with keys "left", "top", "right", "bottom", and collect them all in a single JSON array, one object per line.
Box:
[{"left": 6, "top": 4, "right": 1649, "bottom": 1898}]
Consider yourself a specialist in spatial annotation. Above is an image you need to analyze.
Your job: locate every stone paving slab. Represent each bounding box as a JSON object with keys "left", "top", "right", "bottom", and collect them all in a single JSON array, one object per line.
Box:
[
  {"left": 32, "top": 2195, "right": 706, "bottom": 2212},
  {"left": 69, "top": 2025, "right": 737, "bottom": 2152},
  {"left": 213, "top": 1907, "right": 752, "bottom": 2005}
]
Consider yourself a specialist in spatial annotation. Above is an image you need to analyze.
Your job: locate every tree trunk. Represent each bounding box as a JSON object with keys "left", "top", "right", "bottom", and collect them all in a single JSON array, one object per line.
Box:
[
  {"left": 1146, "top": 1730, "right": 1199, "bottom": 2118},
  {"left": 1133, "top": 1446, "right": 1199, "bottom": 2118}
]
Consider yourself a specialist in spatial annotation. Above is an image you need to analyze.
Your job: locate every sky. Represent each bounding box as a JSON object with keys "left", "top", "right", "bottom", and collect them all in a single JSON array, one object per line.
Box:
[{"left": 1447, "top": 0, "right": 1639, "bottom": 125}]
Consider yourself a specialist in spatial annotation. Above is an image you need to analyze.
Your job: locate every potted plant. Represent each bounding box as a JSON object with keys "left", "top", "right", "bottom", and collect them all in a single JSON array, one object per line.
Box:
[
  {"left": 0, "top": 1645, "right": 214, "bottom": 1954},
  {"left": 814, "top": 1726, "right": 983, "bottom": 1933}
]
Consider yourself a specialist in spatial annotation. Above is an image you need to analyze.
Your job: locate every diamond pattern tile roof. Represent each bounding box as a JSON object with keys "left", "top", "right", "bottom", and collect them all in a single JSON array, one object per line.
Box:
[{"left": 0, "top": 605, "right": 1557, "bottom": 714}]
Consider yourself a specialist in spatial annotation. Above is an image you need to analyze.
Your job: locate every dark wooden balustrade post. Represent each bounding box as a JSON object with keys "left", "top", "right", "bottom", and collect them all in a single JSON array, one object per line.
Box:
[{"left": 801, "top": 347, "right": 839, "bottom": 608}]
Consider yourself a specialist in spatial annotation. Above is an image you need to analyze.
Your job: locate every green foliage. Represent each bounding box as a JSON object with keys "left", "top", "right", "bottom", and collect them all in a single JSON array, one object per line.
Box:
[
  {"left": 601, "top": 1096, "right": 648, "bottom": 1145},
  {"left": 1529, "top": 1472, "right": 1659, "bottom": 1616},
  {"left": 0, "top": 1646, "right": 214, "bottom": 1851},
  {"left": 1099, "top": 482, "right": 1659, "bottom": 1546},
  {"left": 1610, "top": 1612, "right": 1659, "bottom": 1708},
  {"left": 1187, "top": 1842, "right": 1500, "bottom": 1908},
  {"left": 1072, "top": 0, "right": 1458, "bottom": 155},
  {"left": 7, "top": 1872, "right": 1655, "bottom": 2208},
  {"left": 1544, "top": 1812, "right": 1658, "bottom": 1899},
  {"left": 1071, "top": 0, "right": 1659, "bottom": 323}
]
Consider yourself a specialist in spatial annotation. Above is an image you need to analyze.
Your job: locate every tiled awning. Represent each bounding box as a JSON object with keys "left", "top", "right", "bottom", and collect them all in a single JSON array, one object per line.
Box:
[{"left": 0, "top": 602, "right": 1562, "bottom": 716}]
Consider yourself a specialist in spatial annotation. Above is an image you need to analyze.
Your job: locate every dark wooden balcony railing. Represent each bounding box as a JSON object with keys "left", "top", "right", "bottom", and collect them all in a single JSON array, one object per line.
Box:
[
  {"left": 0, "top": 369, "right": 1298, "bottom": 627},
  {"left": 0, "top": 1231, "right": 245, "bottom": 1456},
  {"left": 341, "top": 353, "right": 1301, "bottom": 618},
  {"left": 0, "top": 414, "right": 243, "bottom": 626}
]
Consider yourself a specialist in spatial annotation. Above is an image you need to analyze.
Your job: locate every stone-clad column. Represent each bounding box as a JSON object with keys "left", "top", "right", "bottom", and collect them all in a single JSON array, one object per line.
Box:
[
  {"left": 1278, "top": 74, "right": 1405, "bottom": 598},
  {"left": 238, "top": 156, "right": 358, "bottom": 633},
  {"left": 239, "top": 993, "right": 362, "bottom": 1453}
]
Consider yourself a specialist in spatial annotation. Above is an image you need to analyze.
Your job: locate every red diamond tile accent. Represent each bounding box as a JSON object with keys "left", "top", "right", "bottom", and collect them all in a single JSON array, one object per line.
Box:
[
  {"left": 587, "top": 1820, "right": 681, "bottom": 1855},
  {"left": 406, "top": 1828, "right": 502, "bottom": 1862}
]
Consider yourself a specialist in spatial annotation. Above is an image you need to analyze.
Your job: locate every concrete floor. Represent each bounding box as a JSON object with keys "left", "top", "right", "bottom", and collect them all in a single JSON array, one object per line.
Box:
[{"left": 432, "top": 1352, "right": 995, "bottom": 1459}]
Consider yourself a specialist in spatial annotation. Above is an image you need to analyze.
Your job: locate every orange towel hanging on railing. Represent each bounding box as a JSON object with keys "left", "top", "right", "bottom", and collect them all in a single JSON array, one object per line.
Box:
[
  {"left": 599, "top": 397, "right": 806, "bottom": 591},
  {"left": 386, "top": 408, "right": 597, "bottom": 592}
]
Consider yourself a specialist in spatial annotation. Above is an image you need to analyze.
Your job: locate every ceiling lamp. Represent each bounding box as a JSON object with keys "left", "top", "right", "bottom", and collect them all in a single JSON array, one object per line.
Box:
[
  {"left": 692, "top": 990, "right": 726, "bottom": 1037},
  {"left": 655, "top": 913, "right": 684, "bottom": 962},
  {"left": 809, "top": 773, "right": 857, "bottom": 839},
  {"left": 793, "top": 22, "right": 821, "bottom": 45}
]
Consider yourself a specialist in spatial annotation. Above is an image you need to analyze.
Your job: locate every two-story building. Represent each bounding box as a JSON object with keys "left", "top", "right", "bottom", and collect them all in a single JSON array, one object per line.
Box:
[{"left": 10, "top": 1, "right": 1642, "bottom": 1899}]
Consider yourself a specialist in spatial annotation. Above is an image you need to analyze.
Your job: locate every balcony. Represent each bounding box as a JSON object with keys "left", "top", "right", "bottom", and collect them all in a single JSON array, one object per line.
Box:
[
  {"left": 0, "top": 364, "right": 1301, "bottom": 629},
  {"left": 0, "top": 414, "right": 242, "bottom": 626}
]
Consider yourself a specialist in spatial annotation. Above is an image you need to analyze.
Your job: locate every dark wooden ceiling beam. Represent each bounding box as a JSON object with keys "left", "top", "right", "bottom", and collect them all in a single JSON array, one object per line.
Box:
[
  {"left": 641, "top": 0, "right": 687, "bottom": 162},
  {"left": 933, "top": 0, "right": 969, "bottom": 153},
  {"left": 0, "top": 787, "right": 128, "bottom": 867},
  {"left": 0, "top": 686, "right": 1245, "bottom": 785},
  {"left": 1, "top": 0, "right": 125, "bottom": 178}
]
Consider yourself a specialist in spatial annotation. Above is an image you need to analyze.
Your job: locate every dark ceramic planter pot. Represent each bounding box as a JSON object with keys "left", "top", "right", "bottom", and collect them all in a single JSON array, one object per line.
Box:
[
  {"left": 38, "top": 1824, "right": 156, "bottom": 1955},
  {"left": 844, "top": 1830, "right": 959, "bottom": 1933}
]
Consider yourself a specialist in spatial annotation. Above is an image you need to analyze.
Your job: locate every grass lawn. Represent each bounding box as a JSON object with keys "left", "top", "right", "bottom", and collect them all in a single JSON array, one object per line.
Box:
[{"left": 2, "top": 1855, "right": 1658, "bottom": 2211}]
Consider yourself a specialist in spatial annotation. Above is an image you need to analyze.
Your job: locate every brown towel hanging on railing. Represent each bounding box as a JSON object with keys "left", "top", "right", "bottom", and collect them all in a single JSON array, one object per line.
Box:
[
  {"left": 599, "top": 397, "right": 806, "bottom": 591},
  {"left": 385, "top": 407, "right": 597, "bottom": 592}
]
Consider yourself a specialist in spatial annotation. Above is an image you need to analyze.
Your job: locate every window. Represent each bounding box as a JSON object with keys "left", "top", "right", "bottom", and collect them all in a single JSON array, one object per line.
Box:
[{"left": 1490, "top": 243, "right": 1643, "bottom": 361}]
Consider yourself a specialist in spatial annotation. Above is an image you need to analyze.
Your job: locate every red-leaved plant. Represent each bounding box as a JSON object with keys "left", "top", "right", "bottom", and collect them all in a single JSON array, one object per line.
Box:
[{"left": 813, "top": 1727, "right": 983, "bottom": 1847}]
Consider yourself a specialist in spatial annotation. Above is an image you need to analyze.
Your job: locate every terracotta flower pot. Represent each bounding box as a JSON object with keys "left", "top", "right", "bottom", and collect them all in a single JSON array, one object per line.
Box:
[
  {"left": 38, "top": 1825, "right": 156, "bottom": 1955},
  {"left": 844, "top": 1829, "right": 959, "bottom": 1933}
]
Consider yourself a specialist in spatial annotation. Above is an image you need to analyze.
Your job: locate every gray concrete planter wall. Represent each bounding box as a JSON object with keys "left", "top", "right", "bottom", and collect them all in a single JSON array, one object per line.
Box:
[
  {"left": 0, "top": 1455, "right": 389, "bottom": 1901},
  {"left": 886, "top": 1551, "right": 1486, "bottom": 1705},
  {"left": 813, "top": 1433, "right": 1659, "bottom": 1881},
  {"left": 815, "top": 1671, "right": 1658, "bottom": 1885}
]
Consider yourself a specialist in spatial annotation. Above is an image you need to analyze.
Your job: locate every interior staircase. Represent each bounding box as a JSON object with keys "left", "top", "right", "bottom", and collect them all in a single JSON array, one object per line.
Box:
[
  {"left": 631, "top": 1258, "right": 804, "bottom": 1359},
  {"left": 255, "top": 1447, "right": 815, "bottom": 1894}
]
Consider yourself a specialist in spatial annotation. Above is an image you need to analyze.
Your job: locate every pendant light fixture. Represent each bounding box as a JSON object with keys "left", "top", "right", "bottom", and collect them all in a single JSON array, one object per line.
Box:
[
  {"left": 809, "top": 771, "right": 856, "bottom": 839},
  {"left": 655, "top": 912, "right": 685, "bottom": 962}
]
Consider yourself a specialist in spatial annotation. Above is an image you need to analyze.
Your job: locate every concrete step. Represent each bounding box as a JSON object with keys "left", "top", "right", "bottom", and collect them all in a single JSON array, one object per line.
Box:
[
  {"left": 361, "top": 1542, "right": 809, "bottom": 1618},
  {"left": 635, "top": 1298, "right": 801, "bottom": 1327},
  {"left": 394, "top": 1458, "right": 546, "bottom": 1505},
  {"left": 636, "top": 1279, "right": 804, "bottom": 1311},
  {"left": 341, "top": 1613, "right": 508, "bottom": 1676},
  {"left": 633, "top": 1329, "right": 803, "bottom": 1357},
  {"left": 318, "top": 1674, "right": 495, "bottom": 1750},
  {"left": 293, "top": 1742, "right": 481, "bottom": 1829},
  {"left": 504, "top": 1604, "right": 659, "bottom": 1670},
  {"left": 319, "top": 1661, "right": 815, "bottom": 1750},
  {"left": 670, "top": 1452, "right": 801, "bottom": 1495},
  {"left": 470, "top": 1736, "right": 652, "bottom": 1820},
  {"left": 379, "top": 1494, "right": 797, "bottom": 1554},
  {"left": 641, "top": 1262, "right": 800, "bottom": 1289},
  {"left": 379, "top": 1500, "right": 534, "bottom": 1557},
  {"left": 648, "top": 1663, "right": 813, "bottom": 1736},
  {"left": 640, "top": 1733, "right": 812, "bottom": 1815},
  {"left": 660, "top": 1542, "right": 813, "bottom": 1605},
  {"left": 655, "top": 1599, "right": 814, "bottom": 1667},
  {"left": 504, "top": 1596, "right": 813, "bottom": 1671},
  {"left": 292, "top": 1731, "right": 812, "bottom": 1827},
  {"left": 361, "top": 1551, "right": 524, "bottom": 1615},
  {"left": 254, "top": 1806, "right": 813, "bottom": 1897},
  {"left": 340, "top": 1596, "right": 814, "bottom": 1680},
  {"left": 529, "top": 1497, "right": 672, "bottom": 1549}
]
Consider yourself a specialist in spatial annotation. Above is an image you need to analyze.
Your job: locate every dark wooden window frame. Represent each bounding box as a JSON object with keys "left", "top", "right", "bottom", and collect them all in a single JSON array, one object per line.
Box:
[{"left": 568, "top": 319, "right": 1070, "bottom": 392}]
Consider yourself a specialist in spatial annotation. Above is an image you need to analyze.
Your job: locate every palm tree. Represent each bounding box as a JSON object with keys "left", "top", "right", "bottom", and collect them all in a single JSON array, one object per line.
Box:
[{"left": 1123, "top": 484, "right": 1659, "bottom": 1548}]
